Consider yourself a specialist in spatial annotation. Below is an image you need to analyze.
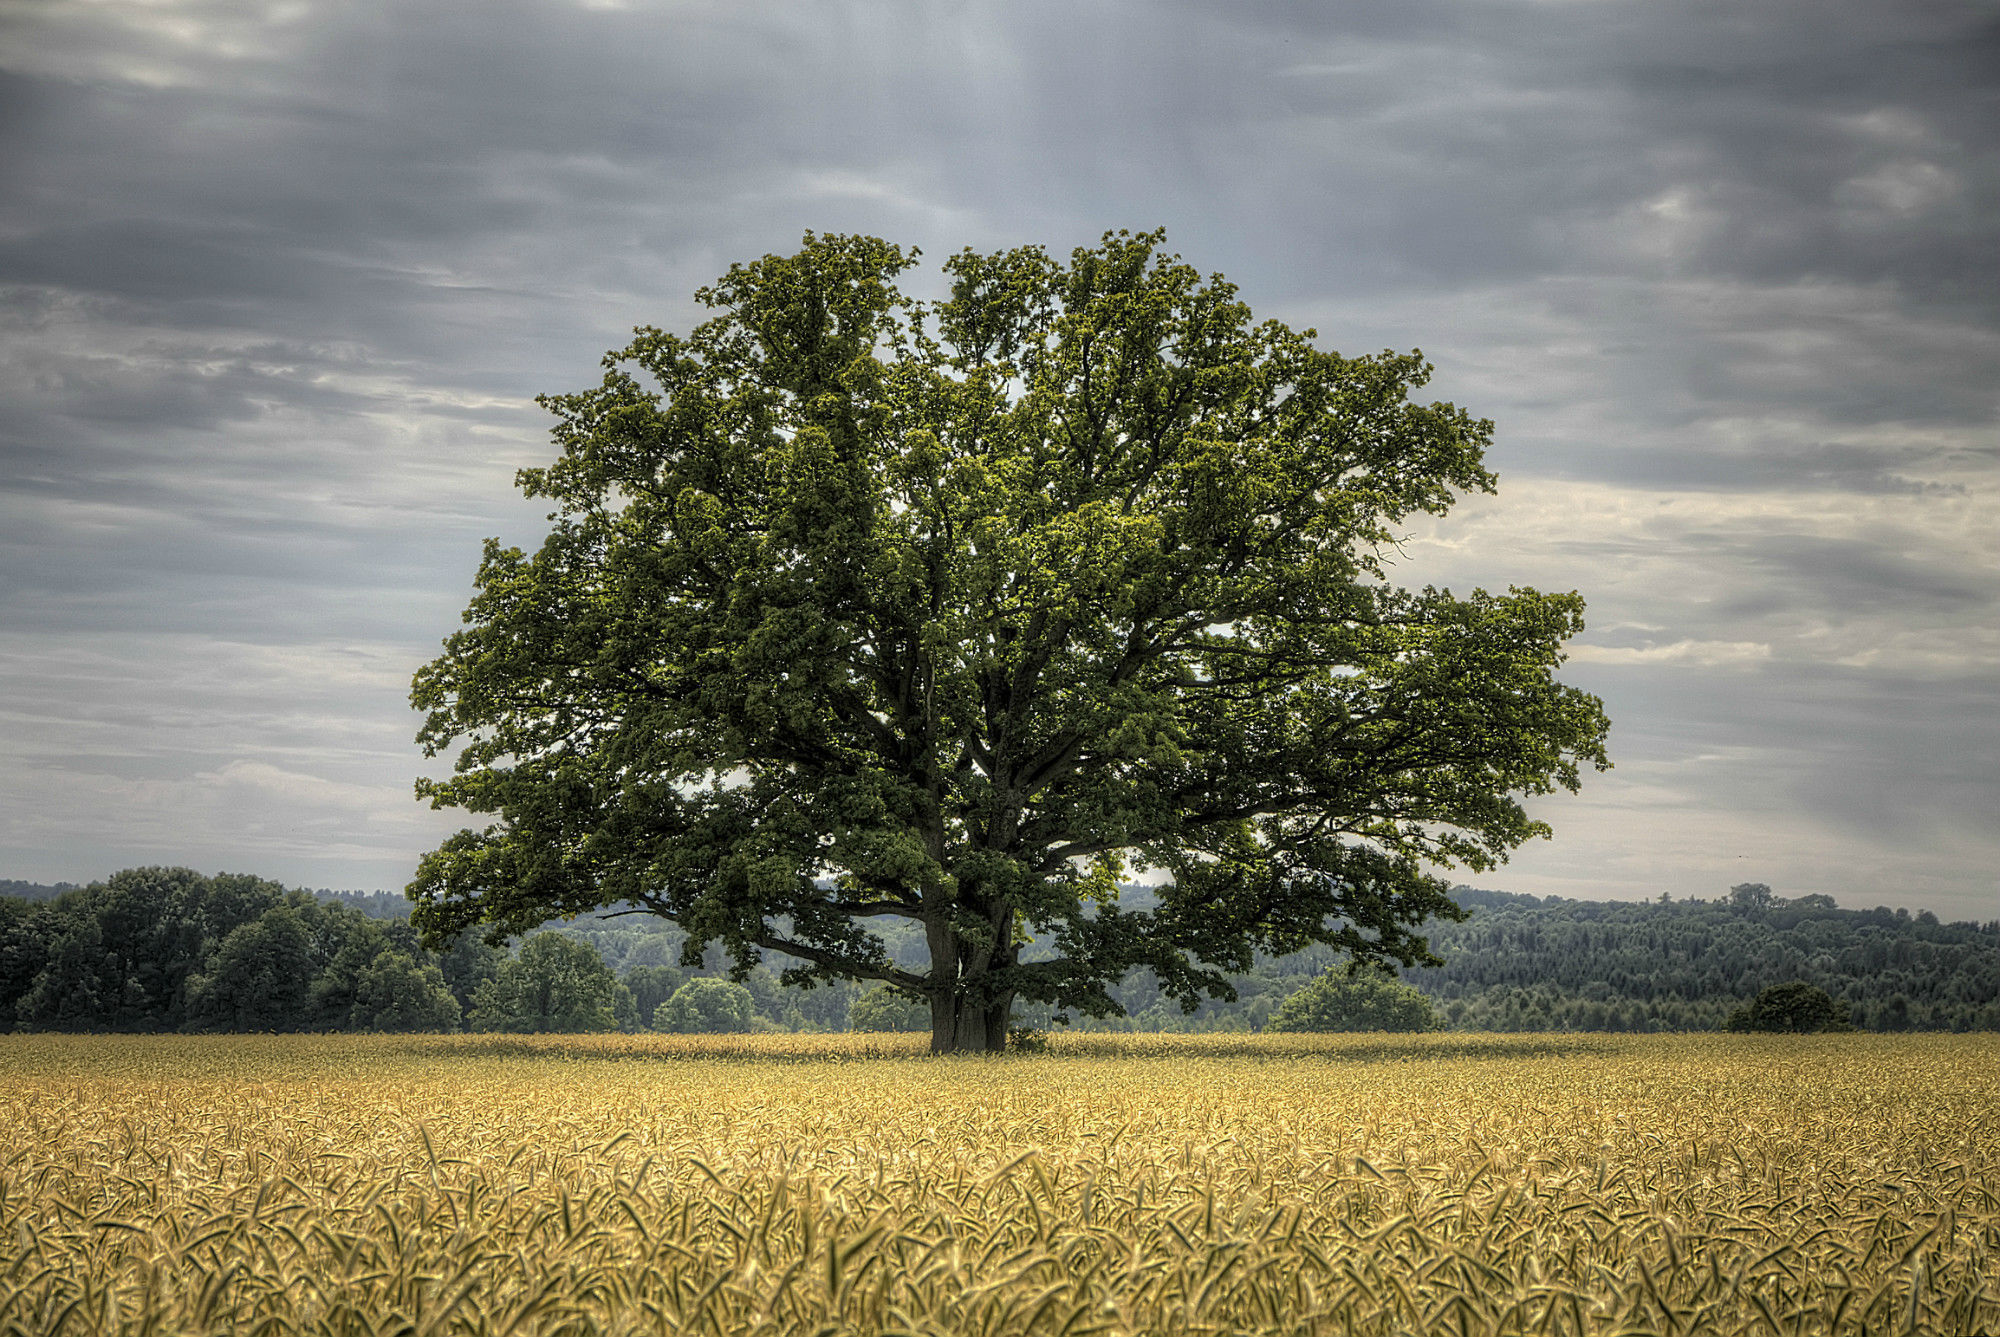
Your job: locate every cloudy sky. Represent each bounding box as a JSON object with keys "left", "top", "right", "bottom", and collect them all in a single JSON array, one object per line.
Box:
[{"left": 2, "top": 1, "right": 1995, "bottom": 921}]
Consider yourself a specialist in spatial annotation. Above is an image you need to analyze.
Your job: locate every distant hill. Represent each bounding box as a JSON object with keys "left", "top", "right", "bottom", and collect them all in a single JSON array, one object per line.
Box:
[
  {"left": 305, "top": 888, "right": 413, "bottom": 919},
  {"left": 0, "top": 880, "right": 79, "bottom": 902},
  {"left": 1081, "top": 885, "right": 1999, "bottom": 1033}
]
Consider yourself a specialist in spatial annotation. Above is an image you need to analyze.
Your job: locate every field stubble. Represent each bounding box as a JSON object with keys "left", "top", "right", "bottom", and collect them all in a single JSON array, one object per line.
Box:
[{"left": 0, "top": 1031, "right": 1993, "bottom": 1335}]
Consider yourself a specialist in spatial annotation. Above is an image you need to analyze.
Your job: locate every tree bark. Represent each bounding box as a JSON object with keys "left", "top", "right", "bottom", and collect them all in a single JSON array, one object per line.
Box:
[
  {"left": 983, "top": 990, "right": 1015, "bottom": 1051},
  {"left": 923, "top": 958, "right": 1013, "bottom": 1053},
  {"left": 952, "top": 996, "right": 990, "bottom": 1052},
  {"left": 925, "top": 911, "right": 960, "bottom": 1053},
  {"left": 922, "top": 894, "right": 1017, "bottom": 1054},
  {"left": 927, "top": 977, "right": 1009, "bottom": 1053}
]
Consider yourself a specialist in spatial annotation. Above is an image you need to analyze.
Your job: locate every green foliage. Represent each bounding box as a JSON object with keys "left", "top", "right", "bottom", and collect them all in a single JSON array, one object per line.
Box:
[
  {"left": 653, "top": 977, "right": 756, "bottom": 1033},
  {"left": 13, "top": 906, "right": 109, "bottom": 1031},
  {"left": 4, "top": 871, "right": 1992, "bottom": 1035},
  {"left": 621, "top": 964, "right": 685, "bottom": 1024},
  {"left": 183, "top": 893, "right": 385, "bottom": 1032},
  {"left": 185, "top": 906, "right": 319, "bottom": 1031},
  {"left": 847, "top": 985, "right": 929, "bottom": 1033},
  {"left": 1019, "top": 884, "right": 1996, "bottom": 1035},
  {"left": 306, "top": 913, "right": 394, "bottom": 1028},
  {"left": 0, "top": 870, "right": 444, "bottom": 1034},
  {"left": 1397, "top": 889, "right": 1996, "bottom": 1034},
  {"left": 74, "top": 868, "right": 213, "bottom": 1028},
  {"left": 0, "top": 879, "right": 79, "bottom": 902},
  {"left": 1267, "top": 968, "right": 1441, "bottom": 1033},
  {"left": 1730, "top": 882, "right": 1775, "bottom": 911},
  {"left": 0, "top": 899, "right": 46, "bottom": 1023},
  {"left": 1725, "top": 980, "right": 1853, "bottom": 1033},
  {"left": 468, "top": 932, "right": 630, "bottom": 1033},
  {"left": 352, "top": 952, "right": 463, "bottom": 1032},
  {"left": 408, "top": 229, "right": 1611, "bottom": 1052},
  {"left": 0, "top": 869, "right": 599, "bottom": 1035},
  {"left": 435, "top": 929, "right": 506, "bottom": 1015},
  {"left": 1006, "top": 1025, "right": 1050, "bottom": 1053},
  {"left": 8, "top": 868, "right": 289, "bottom": 1032}
]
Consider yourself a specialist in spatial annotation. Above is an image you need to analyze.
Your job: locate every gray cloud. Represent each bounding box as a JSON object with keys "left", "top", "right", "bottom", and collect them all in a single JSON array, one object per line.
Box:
[{"left": 1, "top": 0, "right": 1995, "bottom": 917}]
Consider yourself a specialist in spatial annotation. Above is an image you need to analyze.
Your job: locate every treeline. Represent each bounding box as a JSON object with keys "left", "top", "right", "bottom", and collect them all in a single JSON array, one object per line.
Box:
[
  {"left": 1, "top": 869, "right": 477, "bottom": 1032},
  {"left": 0, "top": 867, "right": 871, "bottom": 1035},
  {"left": 1407, "top": 887, "right": 1999, "bottom": 1034},
  {"left": 1063, "top": 885, "right": 1999, "bottom": 1034},
  {"left": 3, "top": 870, "right": 1995, "bottom": 1034}
]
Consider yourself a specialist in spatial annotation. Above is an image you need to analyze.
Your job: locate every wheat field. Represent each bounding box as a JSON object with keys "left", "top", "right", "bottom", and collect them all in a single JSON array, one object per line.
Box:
[{"left": 0, "top": 1031, "right": 1993, "bottom": 1336}]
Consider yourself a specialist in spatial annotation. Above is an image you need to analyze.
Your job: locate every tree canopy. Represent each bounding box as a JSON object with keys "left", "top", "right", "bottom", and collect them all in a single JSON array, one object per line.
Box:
[
  {"left": 409, "top": 230, "right": 1610, "bottom": 1052},
  {"left": 466, "top": 932, "right": 631, "bottom": 1034},
  {"left": 1267, "top": 967, "right": 1442, "bottom": 1033},
  {"left": 1724, "top": 980, "right": 1853, "bottom": 1033},
  {"left": 654, "top": 977, "right": 757, "bottom": 1034}
]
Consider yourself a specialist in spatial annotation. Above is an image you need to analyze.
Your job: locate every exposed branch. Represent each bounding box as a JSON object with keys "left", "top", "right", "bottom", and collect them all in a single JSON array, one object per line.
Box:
[{"left": 751, "top": 930, "right": 927, "bottom": 992}]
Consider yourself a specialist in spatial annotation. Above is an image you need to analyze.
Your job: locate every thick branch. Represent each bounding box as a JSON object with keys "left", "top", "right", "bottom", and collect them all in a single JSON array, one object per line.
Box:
[{"left": 751, "top": 930, "right": 928, "bottom": 991}]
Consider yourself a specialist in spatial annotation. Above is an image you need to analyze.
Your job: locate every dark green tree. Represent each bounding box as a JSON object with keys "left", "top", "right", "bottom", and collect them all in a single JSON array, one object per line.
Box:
[
  {"left": 1725, "top": 980, "right": 1853, "bottom": 1033},
  {"left": 13, "top": 904, "right": 108, "bottom": 1031},
  {"left": 467, "top": 932, "right": 629, "bottom": 1033},
  {"left": 7, "top": 869, "right": 289, "bottom": 1032},
  {"left": 0, "top": 899, "right": 49, "bottom": 1026},
  {"left": 305, "top": 911, "right": 394, "bottom": 1027},
  {"left": 653, "top": 977, "right": 757, "bottom": 1033},
  {"left": 352, "top": 951, "right": 462, "bottom": 1031},
  {"left": 409, "top": 230, "right": 1611, "bottom": 1053},
  {"left": 1730, "top": 882, "right": 1775, "bottom": 912},
  {"left": 436, "top": 928, "right": 507, "bottom": 1015},
  {"left": 301, "top": 904, "right": 453, "bottom": 1030},
  {"left": 621, "top": 963, "right": 685, "bottom": 1023},
  {"left": 83, "top": 868, "right": 213, "bottom": 1029},
  {"left": 184, "top": 906, "right": 319, "bottom": 1031},
  {"left": 194, "top": 873, "right": 290, "bottom": 943},
  {"left": 1267, "top": 967, "right": 1441, "bottom": 1033}
]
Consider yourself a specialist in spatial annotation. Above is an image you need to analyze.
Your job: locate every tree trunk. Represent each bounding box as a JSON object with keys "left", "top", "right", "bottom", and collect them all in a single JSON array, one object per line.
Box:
[
  {"left": 983, "top": 990, "right": 1015, "bottom": 1052},
  {"left": 980, "top": 936, "right": 1019, "bottom": 1051},
  {"left": 922, "top": 901, "right": 1016, "bottom": 1054},
  {"left": 927, "top": 981, "right": 1009, "bottom": 1053},
  {"left": 929, "top": 991, "right": 955, "bottom": 1054},
  {"left": 952, "top": 996, "right": 990, "bottom": 1052},
  {"left": 924, "top": 913, "right": 1000, "bottom": 1053}
]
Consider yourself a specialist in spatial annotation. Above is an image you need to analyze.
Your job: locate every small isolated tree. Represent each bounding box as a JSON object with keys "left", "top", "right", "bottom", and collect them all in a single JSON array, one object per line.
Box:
[
  {"left": 1724, "top": 981, "right": 1852, "bottom": 1033},
  {"left": 409, "top": 230, "right": 1611, "bottom": 1053},
  {"left": 468, "top": 932, "right": 628, "bottom": 1033},
  {"left": 847, "top": 984, "right": 929, "bottom": 1033},
  {"left": 1267, "top": 968, "right": 1441, "bottom": 1033},
  {"left": 653, "top": 977, "right": 755, "bottom": 1033}
]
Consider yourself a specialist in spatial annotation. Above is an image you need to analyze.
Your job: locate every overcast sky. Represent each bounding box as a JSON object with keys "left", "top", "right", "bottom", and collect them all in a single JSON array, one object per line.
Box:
[{"left": 3, "top": 1, "right": 1995, "bottom": 921}]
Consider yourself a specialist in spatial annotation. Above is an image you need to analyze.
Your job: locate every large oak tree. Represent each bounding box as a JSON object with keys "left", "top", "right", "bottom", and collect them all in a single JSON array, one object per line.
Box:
[{"left": 409, "top": 230, "right": 1610, "bottom": 1053}]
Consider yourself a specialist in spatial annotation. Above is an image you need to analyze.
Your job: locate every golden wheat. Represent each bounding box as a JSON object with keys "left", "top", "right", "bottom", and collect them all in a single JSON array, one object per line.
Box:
[{"left": 0, "top": 1031, "right": 1993, "bottom": 1335}]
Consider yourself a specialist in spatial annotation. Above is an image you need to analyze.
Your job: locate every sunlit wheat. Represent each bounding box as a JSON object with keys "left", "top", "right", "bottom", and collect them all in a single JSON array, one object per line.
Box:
[{"left": 0, "top": 1032, "right": 1992, "bottom": 1335}]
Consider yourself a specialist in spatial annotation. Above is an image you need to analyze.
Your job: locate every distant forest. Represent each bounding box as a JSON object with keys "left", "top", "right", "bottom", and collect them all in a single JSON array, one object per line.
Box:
[{"left": 2, "top": 870, "right": 1994, "bottom": 1034}]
